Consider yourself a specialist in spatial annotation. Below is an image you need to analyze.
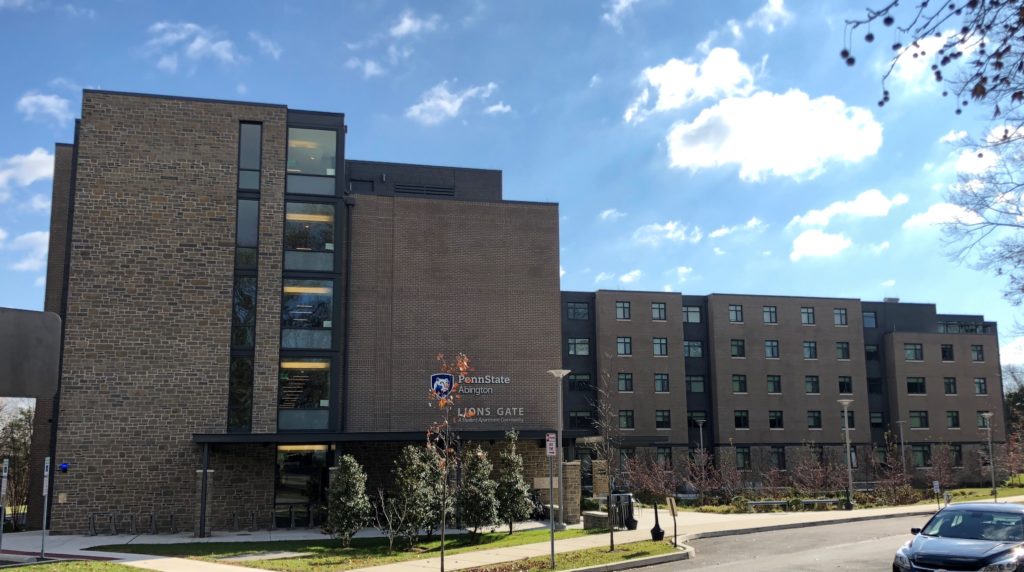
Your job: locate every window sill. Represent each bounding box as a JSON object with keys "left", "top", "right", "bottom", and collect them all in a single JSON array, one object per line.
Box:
[
  {"left": 809, "top": 427, "right": 823, "bottom": 431},
  {"left": 802, "top": 323, "right": 817, "bottom": 327},
  {"left": 655, "top": 391, "right": 670, "bottom": 394},
  {"left": 767, "top": 392, "right": 782, "bottom": 396},
  {"left": 835, "top": 324, "right": 848, "bottom": 328},
  {"left": 910, "top": 427, "right": 929, "bottom": 431},
  {"left": 806, "top": 392, "right": 821, "bottom": 396},
  {"left": 618, "top": 391, "right": 634, "bottom": 394},
  {"left": 735, "top": 427, "right": 750, "bottom": 431},
  {"left": 656, "top": 428, "right": 671, "bottom": 431},
  {"left": 619, "top": 428, "right": 635, "bottom": 431},
  {"left": 837, "top": 358, "right": 850, "bottom": 362},
  {"left": 733, "top": 392, "right": 748, "bottom": 395},
  {"left": 941, "top": 360, "right": 955, "bottom": 363},
  {"left": 944, "top": 393, "right": 958, "bottom": 397},
  {"left": 839, "top": 393, "right": 854, "bottom": 396},
  {"left": 976, "top": 393, "right": 989, "bottom": 397},
  {"left": 948, "top": 427, "right": 961, "bottom": 430},
  {"left": 765, "top": 322, "right": 778, "bottom": 326},
  {"left": 804, "top": 358, "right": 819, "bottom": 361},
  {"left": 732, "top": 356, "right": 746, "bottom": 360},
  {"left": 766, "top": 357, "right": 780, "bottom": 360},
  {"left": 653, "top": 355, "right": 668, "bottom": 358},
  {"left": 769, "top": 428, "right": 784, "bottom": 431},
  {"left": 908, "top": 393, "right": 927, "bottom": 397},
  {"left": 617, "top": 354, "right": 632, "bottom": 358}
]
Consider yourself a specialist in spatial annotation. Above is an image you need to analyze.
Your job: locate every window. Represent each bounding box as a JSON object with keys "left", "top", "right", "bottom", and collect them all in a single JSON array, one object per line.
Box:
[
  {"left": 912, "top": 444, "right": 931, "bottom": 468},
  {"left": 944, "top": 377, "right": 958, "bottom": 395},
  {"left": 870, "top": 412, "right": 883, "bottom": 427},
  {"left": 978, "top": 411, "right": 992, "bottom": 428},
  {"left": 568, "top": 373, "right": 593, "bottom": 391},
  {"left": 619, "top": 448, "right": 636, "bottom": 467},
  {"left": 281, "top": 279, "right": 333, "bottom": 349},
  {"left": 907, "top": 377, "right": 926, "bottom": 395},
  {"left": 807, "top": 410, "right": 823, "bottom": 429},
  {"left": 235, "top": 199, "right": 259, "bottom": 269},
  {"left": 842, "top": 410, "right": 856, "bottom": 429},
  {"left": 238, "top": 122, "right": 262, "bottom": 191},
  {"left": 910, "top": 410, "right": 929, "bottom": 429},
  {"left": 732, "top": 374, "right": 748, "bottom": 393},
  {"left": 971, "top": 345, "right": 985, "bottom": 362},
  {"left": 686, "top": 375, "right": 705, "bottom": 393},
  {"left": 615, "top": 301, "right": 631, "bottom": 320},
  {"left": 904, "top": 343, "right": 923, "bottom": 361},
  {"left": 770, "top": 446, "right": 786, "bottom": 470},
  {"left": 734, "top": 410, "right": 749, "bottom": 429},
  {"left": 941, "top": 344, "right": 954, "bottom": 361},
  {"left": 769, "top": 410, "right": 784, "bottom": 429},
  {"left": 617, "top": 336, "right": 632, "bottom": 356},
  {"left": 946, "top": 410, "right": 961, "bottom": 428},
  {"left": 868, "top": 378, "right": 882, "bottom": 394},
  {"left": 736, "top": 446, "right": 751, "bottom": 470},
  {"left": 687, "top": 411, "right": 707, "bottom": 427},
  {"left": 227, "top": 357, "right": 254, "bottom": 432},
  {"left": 951, "top": 444, "right": 964, "bottom": 467},
  {"left": 729, "top": 304, "right": 744, "bottom": 323},
  {"left": 568, "top": 338, "right": 590, "bottom": 356},
  {"left": 805, "top": 375, "right": 820, "bottom": 394},
  {"left": 569, "top": 410, "right": 593, "bottom": 429},
  {"left": 278, "top": 358, "right": 330, "bottom": 430},
  {"left": 652, "top": 302, "right": 667, "bottom": 321},
  {"left": 863, "top": 311, "right": 877, "bottom": 328},
  {"left": 683, "top": 306, "right": 701, "bottom": 323},
  {"left": 287, "top": 128, "right": 337, "bottom": 195},
  {"left": 839, "top": 376, "right": 853, "bottom": 394},
  {"left": 803, "top": 341, "right": 817, "bottom": 359},
  {"left": 801, "top": 306, "right": 815, "bottom": 325},
  {"left": 567, "top": 302, "right": 590, "bottom": 320},
  {"left": 836, "top": 342, "right": 850, "bottom": 360},
  {"left": 765, "top": 340, "right": 780, "bottom": 359},
  {"left": 656, "top": 447, "right": 672, "bottom": 469},
  {"left": 618, "top": 410, "right": 635, "bottom": 429},
  {"left": 655, "top": 410, "right": 671, "bottom": 429},
  {"left": 231, "top": 276, "right": 258, "bottom": 348},
  {"left": 834, "top": 308, "right": 848, "bottom": 326},
  {"left": 617, "top": 372, "right": 633, "bottom": 392},
  {"left": 763, "top": 305, "right": 777, "bottom": 324},
  {"left": 975, "top": 377, "right": 989, "bottom": 395},
  {"left": 767, "top": 375, "right": 782, "bottom": 394},
  {"left": 285, "top": 202, "right": 335, "bottom": 271},
  {"left": 865, "top": 344, "right": 879, "bottom": 361},
  {"left": 731, "top": 339, "right": 746, "bottom": 358},
  {"left": 654, "top": 373, "right": 670, "bottom": 393},
  {"left": 653, "top": 337, "right": 668, "bottom": 356},
  {"left": 684, "top": 341, "right": 703, "bottom": 358}
]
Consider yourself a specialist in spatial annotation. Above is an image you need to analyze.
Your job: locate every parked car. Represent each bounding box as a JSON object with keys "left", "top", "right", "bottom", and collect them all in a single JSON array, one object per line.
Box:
[{"left": 894, "top": 502, "right": 1024, "bottom": 571}]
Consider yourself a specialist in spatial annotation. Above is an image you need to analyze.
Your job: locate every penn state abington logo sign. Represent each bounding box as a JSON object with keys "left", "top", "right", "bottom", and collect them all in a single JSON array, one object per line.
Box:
[{"left": 431, "top": 373, "right": 454, "bottom": 399}]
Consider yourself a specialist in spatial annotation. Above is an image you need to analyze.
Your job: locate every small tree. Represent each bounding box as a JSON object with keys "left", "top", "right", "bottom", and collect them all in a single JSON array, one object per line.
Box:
[
  {"left": 791, "top": 442, "right": 830, "bottom": 497},
  {"left": 870, "top": 433, "right": 915, "bottom": 506},
  {"left": 929, "top": 443, "right": 959, "bottom": 490},
  {"left": 419, "top": 445, "right": 453, "bottom": 541},
  {"left": 716, "top": 445, "right": 743, "bottom": 500},
  {"left": 624, "top": 451, "right": 678, "bottom": 535},
  {"left": 323, "top": 454, "right": 371, "bottom": 547},
  {"left": 679, "top": 447, "right": 718, "bottom": 505},
  {"left": 456, "top": 445, "right": 498, "bottom": 540},
  {"left": 495, "top": 431, "right": 533, "bottom": 535},
  {"left": 392, "top": 445, "right": 433, "bottom": 546},
  {"left": 373, "top": 488, "right": 412, "bottom": 554}
]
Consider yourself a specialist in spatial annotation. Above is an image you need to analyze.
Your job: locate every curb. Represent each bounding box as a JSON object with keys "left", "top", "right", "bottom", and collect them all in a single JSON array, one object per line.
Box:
[
  {"left": 684, "top": 509, "right": 937, "bottom": 541},
  {"left": 564, "top": 544, "right": 695, "bottom": 572}
]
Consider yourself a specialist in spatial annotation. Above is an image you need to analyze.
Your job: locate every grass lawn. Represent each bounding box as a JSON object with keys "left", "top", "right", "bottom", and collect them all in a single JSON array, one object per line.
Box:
[
  {"left": 461, "top": 540, "right": 678, "bottom": 572},
  {"left": 29, "top": 562, "right": 140, "bottom": 571},
  {"left": 918, "top": 484, "right": 1024, "bottom": 505},
  {"left": 92, "top": 528, "right": 596, "bottom": 571}
]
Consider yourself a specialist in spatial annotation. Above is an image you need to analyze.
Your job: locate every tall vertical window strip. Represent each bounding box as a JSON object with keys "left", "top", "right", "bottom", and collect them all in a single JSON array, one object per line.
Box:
[
  {"left": 284, "top": 202, "right": 335, "bottom": 271},
  {"left": 287, "top": 127, "right": 337, "bottom": 195},
  {"left": 228, "top": 357, "right": 254, "bottom": 432},
  {"left": 238, "top": 123, "right": 262, "bottom": 190},
  {"left": 235, "top": 199, "right": 259, "bottom": 269}
]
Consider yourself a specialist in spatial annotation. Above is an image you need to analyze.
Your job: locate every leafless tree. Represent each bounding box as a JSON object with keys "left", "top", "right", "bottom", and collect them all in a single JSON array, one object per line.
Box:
[
  {"left": 929, "top": 443, "right": 960, "bottom": 489},
  {"left": 678, "top": 447, "right": 719, "bottom": 505},
  {"left": 870, "top": 432, "right": 916, "bottom": 505}
]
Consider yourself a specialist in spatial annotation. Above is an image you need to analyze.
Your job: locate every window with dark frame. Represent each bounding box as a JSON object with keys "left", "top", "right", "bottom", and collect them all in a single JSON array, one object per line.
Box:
[
  {"left": 287, "top": 127, "right": 337, "bottom": 196},
  {"left": 971, "top": 345, "right": 985, "bottom": 361},
  {"left": 683, "top": 306, "right": 701, "bottom": 323},
  {"left": 653, "top": 337, "right": 668, "bottom": 356},
  {"left": 684, "top": 340, "right": 703, "bottom": 358},
  {"left": 568, "top": 338, "right": 590, "bottom": 356},
  {"left": 836, "top": 341, "right": 850, "bottom": 360},
  {"left": 769, "top": 410, "right": 784, "bottom": 429},
  {"left": 617, "top": 372, "right": 634, "bottom": 392},
  {"left": 912, "top": 444, "right": 931, "bottom": 468},
  {"left": 870, "top": 412, "right": 884, "bottom": 427},
  {"left": 803, "top": 341, "right": 817, "bottom": 359},
  {"left": 978, "top": 411, "right": 991, "bottom": 428},
  {"left": 807, "top": 410, "right": 822, "bottom": 428},
  {"left": 946, "top": 410, "right": 960, "bottom": 428},
  {"left": 944, "top": 377, "right": 958, "bottom": 395},
  {"left": 839, "top": 376, "right": 853, "bottom": 394},
  {"left": 767, "top": 375, "right": 782, "bottom": 394},
  {"left": 652, "top": 302, "right": 667, "bottom": 321},
  {"left": 941, "top": 344, "right": 954, "bottom": 361},
  {"left": 686, "top": 375, "right": 705, "bottom": 393},
  {"left": 615, "top": 301, "right": 631, "bottom": 320},
  {"left": 910, "top": 410, "right": 929, "bottom": 428},
  {"left": 567, "top": 302, "right": 590, "bottom": 320},
  {"left": 865, "top": 344, "right": 879, "bottom": 360},
  {"left": 729, "top": 304, "right": 744, "bottom": 323},
  {"left": 731, "top": 339, "right": 746, "bottom": 358},
  {"left": 863, "top": 311, "right": 877, "bottom": 328},
  {"left": 569, "top": 410, "right": 594, "bottom": 429},
  {"left": 805, "top": 375, "right": 820, "bottom": 394},
  {"left": 834, "top": 307, "right": 848, "bottom": 326},
  {"left": 974, "top": 377, "right": 988, "bottom": 395},
  {"left": 736, "top": 446, "right": 751, "bottom": 470},
  {"left": 619, "top": 410, "right": 635, "bottom": 429},
  {"left": 732, "top": 374, "right": 748, "bottom": 393},
  {"left": 801, "top": 306, "right": 815, "bottom": 325},
  {"left": 284, "top": 202, "right": 335, "bottom": 271},
  {"left": 843, "top": 410, "right": 856, "bottom": 429},
  {"left": 655, "top": 410, "right": 671, "bottom": 429},
  {"left": 655, "top": 373, "right": 670, "bottom": 392},
  {"left": 763, "top": 305, "right": 777, "bottom": 324},
  {"left": 687, "top": 411, "right": 707, "bottom": 427},
  {"left": 904, "top": 343, "right": 924, "bottom": 361},
  {"left": 770, "top": 446, "right": 786, "bottom": 469},
  {"left": 656, "top": 447, "right": 672, "bottom": 469},
  {"left": 907, "top": 377, "right": 926, "bottom": 395},
  {"left": 765, "top": 339, "right": 780, "bottom": 358},
  {"left": 568, "top": 373, "right": 593, "bottom": 391},
  {"left": 734, "top": 410, "right": 749, "bottom": 429},
  {"left": 617, "top": 336, "right": 632, "bottom": 356}
]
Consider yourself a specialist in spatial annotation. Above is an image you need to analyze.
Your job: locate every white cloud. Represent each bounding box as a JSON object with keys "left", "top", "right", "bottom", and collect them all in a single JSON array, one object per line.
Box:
[
  {"left": 880, "top": 279, "right": 896, "bottom": 287},
  {"left": 632, "top": 221, "right": 702, "bottom": 246},
  {"left": 663, "top": 284, "right": 672, "bottom": 292},
  {"left": 619, "top": 269, "right": 642, "bottom": 283},
  {"left": 954, "top": 148, "right": 997, "bottom": 175},
  {"left": 713, "top": 247, "right": 726, "bottom": 255},
  {"left": 676, "top": 266, "right": 693, "bottom": 283},
  {"left": 903, "top": 203, "right": 983, "bottom": 229},
  {"left": 602, "top": 0, "right": 640, "bottom": 30},
  {"left": 599, "top": 208, "right": 626, "bottom": 222},
  {"left": 890, "top": 31, "right": 974, "bottom": 95},
  {"left": 746, "top": 0, "right": 792, "bottom": 33},
  {"left": 667, "top": 89, "right": 882, "bottom": 181},
  {"left": 146, "top": 22, "right": 242, "bottom": 72},
  {"left": 594, "top": 271, "right": 614, "bottom": 283},
  {"left": 560, "top": 265, "right": 566, "bottom": 278},
  {"left": 484, "top": 102, "right": 511, "bottom": 114},
  {"left": 390, "top": 10, "right": 441, "bottom": 37},
  {"left": 9, "top": 230, "right": 48, "bottom": 271},
  {"left": 0, "top": 0, "right": 33, "bottom": 8},
  {"left": 345, "top": 57, "right": 386, "bottom": 78},
  {"left": 387, "top": 45, "right": 414, "bottom": 65},
  {"left": 1001, "top": 337, "right": 1024, "bottom": 365},
  {"left": 789, "top": 189, "right": 908, "bottom": 228},
  {"left": 762, "top": 250, "right": 772, "bottom": 256},
  {"left": 939, "top": 130, "right": 967, "bottom": 144},
  {"left": 0, "top": 228, "right": 7, "bottom": 248},
  {"left": 16, "top": 92, "right": 72, "bottom": 126},
  {"left": 0, "top": 148, "right": 54, "bottom": 203},
  {"left": 708, "top": 216, "right": 765, "bottom": 238},
  {"left": 28, "top": 194, "right": 50, "bottom": 212},
  {"left": 249, "top": 32, "right": 282, "bottom": 60},
  {"left": 790, "top": 229, "right": 852, "bottom": 261},
  {"left": 589, "top": 75, "right": 601, "bottom": 88},
  {"left": 624, "top": 48, "right": 754, "bottom": 123},
  {"left": 62, "top": 4, "right": 94, "bottom": 18},
  {"left": 406, "top": 81, "right": 497, "bottom": 125},
  {"left": 871, "top": 241, "right": 890, "bottom": 254},
  {"left": 236, "top": 83, "right": 247, "bottom": 95},
  {"left": 34, "top": 275, "right": 45, "bottom": 287}
]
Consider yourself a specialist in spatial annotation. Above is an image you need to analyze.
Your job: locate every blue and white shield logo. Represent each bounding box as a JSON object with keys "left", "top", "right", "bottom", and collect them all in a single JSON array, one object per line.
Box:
[{"left": 431, "top": 373, "right": 454, "bottom": 399}]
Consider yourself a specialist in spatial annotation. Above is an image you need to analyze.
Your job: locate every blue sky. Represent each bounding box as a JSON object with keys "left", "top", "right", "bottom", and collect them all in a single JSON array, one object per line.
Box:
[{"left": 1, "top": 0, "right": 1021, "bottom": 361}]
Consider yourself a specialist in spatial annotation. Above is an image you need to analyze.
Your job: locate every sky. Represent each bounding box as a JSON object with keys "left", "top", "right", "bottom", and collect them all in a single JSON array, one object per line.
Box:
[{"left": 1, "top": 0, "right": 1023, "bottom": 363}]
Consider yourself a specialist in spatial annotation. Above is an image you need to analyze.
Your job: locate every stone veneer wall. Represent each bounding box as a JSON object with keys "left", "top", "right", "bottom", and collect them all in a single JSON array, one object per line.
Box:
[{"left": 49, "top": 92, "right": 287, "bottom": 533}]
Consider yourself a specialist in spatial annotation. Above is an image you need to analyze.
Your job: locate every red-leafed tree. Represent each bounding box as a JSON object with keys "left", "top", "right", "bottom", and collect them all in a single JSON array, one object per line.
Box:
[{"left": 624, "top": 451, "right": 678, "bottom": 539}]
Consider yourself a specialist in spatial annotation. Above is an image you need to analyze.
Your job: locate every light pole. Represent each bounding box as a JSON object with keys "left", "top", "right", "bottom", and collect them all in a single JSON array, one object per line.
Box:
[
  {"left": 548, "top": 369, "right": 571, "bottom": 530},
  {"left": 894, "top": 420, "right": 907, "bottom": 476},
  {"left": 696, "top": 419, "right": 705, "bottom": 451},
  {"left": 838, "top": 399, "right": 855, "bottom": 510},
  {"left": 982, "top": 412, "right": 996, "bottom": 502}
]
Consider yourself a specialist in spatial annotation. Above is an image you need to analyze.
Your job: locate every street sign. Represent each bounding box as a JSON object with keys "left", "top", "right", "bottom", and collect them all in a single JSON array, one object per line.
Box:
[
  {"left": 43, "top": 457, "right": 50, "bottom": 497},
  {"left": 666, "top": 497, "right": 677, "bottom": 517},
  {"left": 932, "top": 480, "right": 940, "bottom": 494},
  {"left": 545, "top": 433, "right": 557, "bottom": 457}
]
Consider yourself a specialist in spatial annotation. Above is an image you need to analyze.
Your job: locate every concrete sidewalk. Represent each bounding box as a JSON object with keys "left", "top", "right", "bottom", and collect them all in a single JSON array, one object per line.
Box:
[{"left": 2, "top": 496, "right": 1018, "bottom": 572}]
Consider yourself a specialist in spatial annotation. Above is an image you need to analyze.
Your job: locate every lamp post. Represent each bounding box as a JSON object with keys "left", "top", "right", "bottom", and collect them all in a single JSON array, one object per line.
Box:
[
  {"left": 894, "top": 420, "right": 907, "bottom": 477},
  {"left": 838, "top": 399, "right": 855, "bottom": 510},
  {"left": 982, "top": 412, "right": 996, "bottom": 502},
  {"left": 548, "top": 369, "right": 571, "bottom": 530},
  {"left": 696, "top": 419, "right": 705, "bottom": 451}
]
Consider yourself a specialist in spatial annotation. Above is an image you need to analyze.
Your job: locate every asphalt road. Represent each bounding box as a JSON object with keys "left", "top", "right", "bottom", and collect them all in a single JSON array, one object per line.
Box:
[{"left": 644, "top": 515, "right": 930, "bottom": 571}]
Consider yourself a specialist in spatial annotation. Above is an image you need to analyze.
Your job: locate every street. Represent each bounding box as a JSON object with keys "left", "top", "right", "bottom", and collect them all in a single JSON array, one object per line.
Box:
[{"left": 645, "top": 515, "right": 929, "bottom": 571}]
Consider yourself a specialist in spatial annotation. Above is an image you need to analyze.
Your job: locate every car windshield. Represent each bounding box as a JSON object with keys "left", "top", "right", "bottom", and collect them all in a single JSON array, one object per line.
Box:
[{"left": 922, "top": 510, "right": 1024, "bottom": 542}]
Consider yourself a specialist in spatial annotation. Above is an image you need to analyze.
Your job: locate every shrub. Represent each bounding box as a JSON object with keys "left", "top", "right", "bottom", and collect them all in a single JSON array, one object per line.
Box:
[{"left": 323, "top": 454, "right": 371, "bottom": 547}]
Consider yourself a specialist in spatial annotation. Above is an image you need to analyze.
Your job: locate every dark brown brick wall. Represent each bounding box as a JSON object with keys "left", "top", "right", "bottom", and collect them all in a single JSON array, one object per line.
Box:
[{"left": 49, "top": 92, "right": 286, "bottom": 533}]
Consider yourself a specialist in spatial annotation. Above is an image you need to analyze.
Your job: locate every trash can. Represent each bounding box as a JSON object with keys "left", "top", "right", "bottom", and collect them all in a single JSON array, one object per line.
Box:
[{"left": 609, "top": 493, "right": 637, "bottom": 530}]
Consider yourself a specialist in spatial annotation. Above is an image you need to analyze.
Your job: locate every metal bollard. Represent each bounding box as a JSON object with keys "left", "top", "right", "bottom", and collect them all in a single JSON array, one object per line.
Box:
[
  {"left": 231, "top": 512, "right": 239, "bottom": 532},
  {"left": 269, "top": 510, "right": 277, "bottom": 531},
  {"left": 288, "top": 505, "right": 296, "bottom": 530},
  {"left": 109, "top": 512, "right": 118, "bottom": 535},
  {"left": 249, "top": 511, "right": 257, "bottom": 532},
  {"left": 88, "top": 513, "right": 97, "bottom": 536},
  {"left": 170, "top": 514, "right": 178, "bottom": 535}
]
